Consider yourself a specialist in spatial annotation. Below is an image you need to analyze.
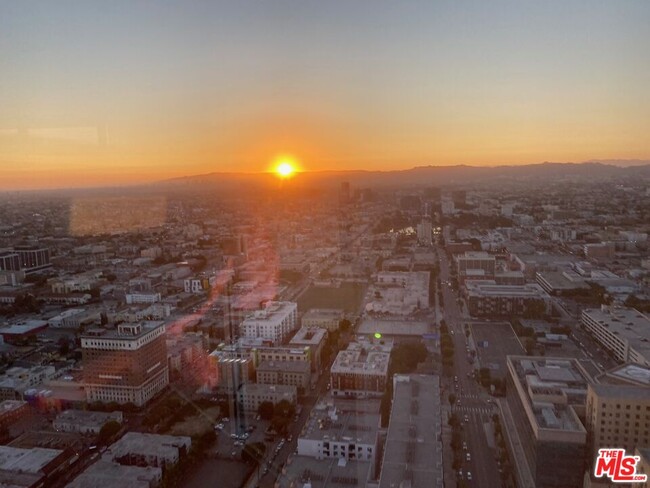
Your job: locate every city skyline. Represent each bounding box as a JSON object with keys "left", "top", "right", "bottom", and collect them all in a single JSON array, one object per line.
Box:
[{"left": 2, "top": 1, "right": 650, "bottom": 189}]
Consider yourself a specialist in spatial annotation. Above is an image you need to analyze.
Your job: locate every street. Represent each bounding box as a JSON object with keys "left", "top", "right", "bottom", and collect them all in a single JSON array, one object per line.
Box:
[{"left": 438, "top": 248, "right": 502, "bottom": 488}]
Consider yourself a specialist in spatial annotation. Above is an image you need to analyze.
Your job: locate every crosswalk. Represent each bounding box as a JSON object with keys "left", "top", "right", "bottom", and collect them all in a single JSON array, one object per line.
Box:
[{"left": 453, "top": 405, "right": 494, "bottom": 415}]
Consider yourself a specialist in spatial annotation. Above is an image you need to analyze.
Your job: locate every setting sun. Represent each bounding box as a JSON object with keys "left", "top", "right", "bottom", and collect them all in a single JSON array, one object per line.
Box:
[{"left": 275, "top": 160, "right": 297, "bottom": 178}]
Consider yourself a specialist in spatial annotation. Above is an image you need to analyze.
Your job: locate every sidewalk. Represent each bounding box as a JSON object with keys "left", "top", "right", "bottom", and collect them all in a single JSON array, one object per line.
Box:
[
  {"left": 440, "top": 402, "right": 457, "bottom": 488},
  {"left": 497, "top": 399, "right": 536, "bottom": 488}
]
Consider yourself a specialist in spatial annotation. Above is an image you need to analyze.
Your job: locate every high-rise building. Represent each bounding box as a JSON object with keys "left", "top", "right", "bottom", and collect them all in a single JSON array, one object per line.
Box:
[
  {"left": 417, "top": 219, "right": 433, "bottom": 246},
  {"left": 505, "top": 356, "right": 593, "bottom": 488},
  {"left": 82, "top": 321, "right": 168, "bottom": 407},
  {"left": 0, "top": 251, "right": 20, "bottom": 272},
  {"left": 586, "top": 382, "right": 650, "bottom": 460}
]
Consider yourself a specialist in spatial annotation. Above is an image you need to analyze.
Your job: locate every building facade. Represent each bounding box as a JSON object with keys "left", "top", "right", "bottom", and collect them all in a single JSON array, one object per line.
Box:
[{"left": 82, "top": 322, "right": 169, "bottom": 407}]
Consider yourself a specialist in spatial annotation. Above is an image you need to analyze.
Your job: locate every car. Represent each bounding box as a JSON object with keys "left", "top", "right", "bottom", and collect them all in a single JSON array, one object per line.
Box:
[
  {"left": 222, "top": 417, "right": 230, "bottom": 422},
  {"left": 464, "top": 415, "right": 469, "bottom": 423},
  {"left": 457, "top": 470, "right": 463, "bottom": 479},
  {"left": 230, "top": 434, "right": 237, "bottom": 439},
  {"left": 467, "top": 472, "right": 472, "bottom": 481},
  {"left": 454, "top": 376, "right": 458, "bottom": 382},
  {"left": 462, "top": 441, "right": 467, "bottom": 451},
  {"left": 256, "top": 415, "right": 261, "bottom": 421},
  {"left": 466, "top": 452, "right": 471, "bottom": 461},
  {"left": 287, "top": 435, "right": 293, "bottom": 442}
]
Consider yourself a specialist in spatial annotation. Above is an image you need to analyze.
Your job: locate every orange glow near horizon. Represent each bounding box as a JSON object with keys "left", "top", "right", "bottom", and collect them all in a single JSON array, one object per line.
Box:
[{"left": 271, "top": 156, "right": 300, "bottom": 179}]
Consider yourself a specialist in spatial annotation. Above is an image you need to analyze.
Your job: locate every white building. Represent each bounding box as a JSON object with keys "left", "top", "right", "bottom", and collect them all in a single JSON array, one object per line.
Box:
[
  {"left": 240, "top": 301, "right": 298, "bottom": 345},
  {"left": 297, "top": 398, "right": 380, "bottom": 462},
  {"left": 581, "top": 306, "right": 650, "bottom": 366},
  {"left": 125, "top": 292, "right": 161, "bottom": 305},
  {"left": 416, "top": 219, "right": 432, "bottom": 246}
]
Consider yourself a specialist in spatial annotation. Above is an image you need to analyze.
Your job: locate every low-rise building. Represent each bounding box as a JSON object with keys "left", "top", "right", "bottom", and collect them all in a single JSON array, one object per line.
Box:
[
  {"left": 581, "top": 307, "right": 650, "bottom": 366},
  {"left": 105, "top": 432, "right": 191, "bottom": 468},
  {"left": 302, "top": 308, "right": 345, "bottom": 331},
  {"left": 67, "top": 459, "right": 162, "bottom": 488},
  {"left": 0, "top": 445, "right": 71, "bottom": 488},
  {"left": 379, "top": 375, "right": 443, "bottom": 488},
  {"left": 331, "top": 338, "right": 392, "bottom": 398},
  {"left": 0, "top": 400, "right": 30, "bottom": 433},
  {"left": 256, "top": 360, "right": 310, "bottom": 391},
  {"left": 288, "top": 326, "right": 327, "bottom": 372},
  {"left": 0, "top": 365, "right": 57, "bottom": 401},
  {"left": 240, "top": 301, "right": 298, "bottom": 345},
  {"left": 238, "top": 383, "right": 297, "bottom": 411},
  {"left": 53, "top": 409, "right": 123, "bottom": 434},
  {"left": 465, "top": 280, "right": 550, "bottom": 317},
  {"left": 125, "top": 292, "right": 161, "bottom": 305},
  {"left": 297, "top": 397, "right": 380, "bottom": 462}
]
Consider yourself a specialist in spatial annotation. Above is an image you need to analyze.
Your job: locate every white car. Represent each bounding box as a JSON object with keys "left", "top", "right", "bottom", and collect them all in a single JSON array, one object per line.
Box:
[{"left": 467, "top": 472, "right": 472, "bottom": 481}]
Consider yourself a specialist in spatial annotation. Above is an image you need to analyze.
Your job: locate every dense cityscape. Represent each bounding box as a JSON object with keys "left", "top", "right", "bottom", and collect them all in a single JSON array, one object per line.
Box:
[{"left": 0, "top": 167, "right": 648, "bottom": 488}]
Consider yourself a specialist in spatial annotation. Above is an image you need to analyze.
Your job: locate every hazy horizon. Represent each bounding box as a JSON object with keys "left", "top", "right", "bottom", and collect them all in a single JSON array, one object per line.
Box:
[{"left": 2, "top": 1, "right": 650, "bottom": 189}]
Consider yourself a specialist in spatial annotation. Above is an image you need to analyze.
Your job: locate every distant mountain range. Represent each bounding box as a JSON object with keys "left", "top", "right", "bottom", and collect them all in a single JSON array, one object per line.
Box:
[{"left": 156, "top": 161, "right": 650, "bottom": 191}]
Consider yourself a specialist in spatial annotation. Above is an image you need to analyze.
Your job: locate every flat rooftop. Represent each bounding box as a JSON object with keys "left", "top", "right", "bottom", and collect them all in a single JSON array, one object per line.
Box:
[
  {"left": 0, "top": 446, "right": 62, "bottom": 473},
  {"left": 379, "top": 375, "right": 443, "bottom": 488},
  {"left": 257, "top": 360, "right": 310, "bottom": 374},
  {"left": 590, "top": 383, "right": 650, "bottom": 401},
  {"left": 302, "top": 308, "right": 344, "bottom": 319},
  {"left": 0, "top": 400, "right": 27, "bottom": 414},
  {"left": 55, "top": 409, "right": 122, "bottom": 427},
  {"left": 300, "top": 398, "right": 380, "bottom": 445},
  {"left": 106, "top": 432, "right": 191, "bottom": 461},
  {"left": 466, "top": 281, "right": 548, "bottom": 298},
  {"left": 277, "top": 455, "right": 372, "bottom": 488},
  {"left": 289, "top": 326, "right": 327, "bottom": 345},
  {"left": 357, "top": 318, "right": 430, "bottom": 337},
  {"left": 597, "top": 363, "right": 650, "bottom": 387},
  {"left": 67, "top": 460, "right": 161, "bottom": 488},
  {"left": 82, "top": 321, "right": 165, "bottom": 340},
  {"left": 331, "top": 341, "right": 391, "bottom": 375},
  {"left": 508, "top": 356, "right": 592, "bottom": 435},
  {"left": 582, "top": 307, "right": 650, "bottom": 356}
]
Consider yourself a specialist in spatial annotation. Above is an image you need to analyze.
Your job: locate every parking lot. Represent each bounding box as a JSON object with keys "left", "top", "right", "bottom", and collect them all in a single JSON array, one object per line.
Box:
[{"left": 470, "top": 321, "right": 524, "bottom": 379}]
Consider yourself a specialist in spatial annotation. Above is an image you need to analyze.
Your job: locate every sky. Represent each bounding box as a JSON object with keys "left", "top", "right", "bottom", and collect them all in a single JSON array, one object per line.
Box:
[{"left": 1, "top": 0, "right": 650, "bottom": 189}]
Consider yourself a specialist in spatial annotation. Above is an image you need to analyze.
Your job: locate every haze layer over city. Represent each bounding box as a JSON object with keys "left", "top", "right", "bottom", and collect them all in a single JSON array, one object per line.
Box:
[{"left": 1, "top": 2, "right": 649, "bottom": 488}]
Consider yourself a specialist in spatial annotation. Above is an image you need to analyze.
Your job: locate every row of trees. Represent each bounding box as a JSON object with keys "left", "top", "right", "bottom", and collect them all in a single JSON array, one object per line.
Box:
[
  {"left": 258, "top": 399, "right": 296, "bottom": 435},
  {"left": 440, "top": 321, "right": 455, "bottom": 369},
  {"left": 379, "top": 341, "right": 429, "bottom": 426}
]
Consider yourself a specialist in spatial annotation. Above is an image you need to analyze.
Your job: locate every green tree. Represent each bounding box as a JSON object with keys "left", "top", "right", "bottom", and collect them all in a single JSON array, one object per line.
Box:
[
  {"left": 275, "top": 399, "right": 296, "bottom": 419},
  {"left": 242, "top": 442, "right": 266, "bottom": 465},
  {"left": 98, "top": 420, "right": 121, "bottom": 443},
  {"left": 338, "top": 319, "right": 352, "bottom": 332},
  {"left": 258, "top": 401, "right": 274, "bottom": 421}
]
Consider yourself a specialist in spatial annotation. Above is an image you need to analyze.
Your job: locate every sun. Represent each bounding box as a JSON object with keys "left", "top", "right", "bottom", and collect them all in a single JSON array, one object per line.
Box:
[{"left": 274, "top": 159, "right": 297, "bottom": 178}]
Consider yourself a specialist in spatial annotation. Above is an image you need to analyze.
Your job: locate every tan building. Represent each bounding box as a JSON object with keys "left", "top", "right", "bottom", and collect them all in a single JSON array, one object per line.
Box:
[
  {"left": 256, "top": 360, "right": 310, "bottom": 391},
  {"left": 586, "top": 384, "right": 650, "bottom": 459},
  {"left": 301, "top": 309, "right": 344, "bottom": 331},
  {"left": 82, "top": 322, "right": 168, "bottom": 407},
  {"left": 288, "top": 326, "right": 327, "bottom": 373}
]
